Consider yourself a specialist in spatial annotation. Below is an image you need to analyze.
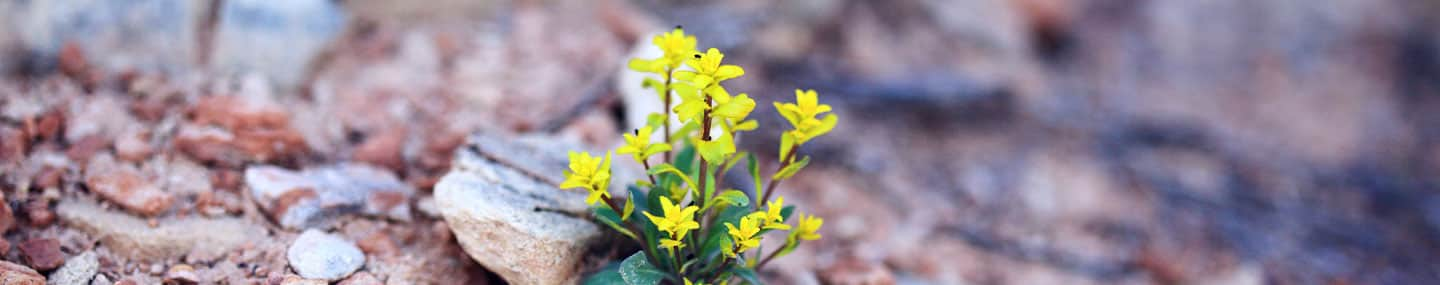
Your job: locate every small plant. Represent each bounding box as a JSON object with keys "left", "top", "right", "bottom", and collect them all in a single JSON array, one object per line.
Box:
[{"left": 566, "top": 27, "right": 836, "bottom": 285}]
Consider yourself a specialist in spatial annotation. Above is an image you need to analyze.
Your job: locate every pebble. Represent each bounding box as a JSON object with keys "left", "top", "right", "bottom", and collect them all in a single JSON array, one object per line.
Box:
[
  {"left": 18, "top": 238, "right": 64, "bottom": 271},
  {"left": 0, "top": 260, "right": 45, "bottom": 285},
  {"left": 47, "top": 251, "right": 98, "bottom": 285},
  {"left": 162, "top": 264, "right": 199, "bottom": 285},
  {"left": 245, "top": 163, "right": 414, "bottom": 229},
  {"left": 286, "top": 229, "right": 364, "bottom": 281},
  {"left": 82, "top": 156, "right": 174, "bottom": 216}
]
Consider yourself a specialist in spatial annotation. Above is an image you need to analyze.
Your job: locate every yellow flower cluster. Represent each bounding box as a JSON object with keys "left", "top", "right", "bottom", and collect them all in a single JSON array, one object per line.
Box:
[
  {"left": 559, "top": 151, "right": 613, "bottom": 206},
  {"left": 644, "top": 196, "right": 699, "bottom": 251}
]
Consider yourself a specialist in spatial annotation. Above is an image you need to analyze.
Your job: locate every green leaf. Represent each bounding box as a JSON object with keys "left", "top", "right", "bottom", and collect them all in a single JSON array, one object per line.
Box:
[
  {"left": 711, "top": 189, "right": 750, "bottom": 209},
  {"left": 731, "top": 267, "right": 763, "bottom": 285},
  {"left": 746, "top": 153, "right": 761, "bottom": 201},
  {"left": 674, "top": 142, "right": 697, "bottom": 180},
  {"left": 619, "top": 252, "right": 667, "bottom": 285},
  {"left": 771, "top": 156, "right": 810, "bottom": 180},
  {"left": 594, "top": 206, "right": 637, "bottom": 240},
  {"left": 645, "top": 113, "right": 666, "bottom": 130},
  {"left": 780, "top": 205, "right": 795, "bottom": 221},
  {"left": 699, "top": 231, "right": 733, "bottom": 262},
  {"left": 648, "top": 164, "right": 697, "bottom": 200},
  {"left": 582, "top": 262, "right": 625, "bottom": 285},
  {"left": 721, "top": 151, "right": 747, "bottom": 176}
]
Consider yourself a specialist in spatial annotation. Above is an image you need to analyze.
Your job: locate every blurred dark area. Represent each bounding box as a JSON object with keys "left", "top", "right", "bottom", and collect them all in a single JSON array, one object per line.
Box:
[{"left": 1, "top": 0, "right": 1439, "bottom": 284}]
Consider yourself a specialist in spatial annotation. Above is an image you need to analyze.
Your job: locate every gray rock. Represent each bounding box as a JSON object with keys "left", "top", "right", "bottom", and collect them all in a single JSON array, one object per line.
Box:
[
  {"left": 245, "top": 163, "right": 414, "bottom": 229},
  {"left": 435, "top": 134, "right": 602, "bottom": 285},
  {"left": 286, "top": 229, "right": 364, "bottom": 281},
  {"left": 5, "top": 0, "right": 204, "bottom": 74},
  {"left": 212, "top": 0, "right": 347, "bottom": 89},
  {"left": 55, "top": 201, "right": 265, "bottom": 262},
  {"left": 47, "top": 251, "right": 97, "bottom": 285}
]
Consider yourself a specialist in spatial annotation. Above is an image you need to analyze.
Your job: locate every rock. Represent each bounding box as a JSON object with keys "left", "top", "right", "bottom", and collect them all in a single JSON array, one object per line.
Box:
[
  {"left": 819, "top": 256, "right": 896, "bottom": 285},
  {"left": 19, "top": 239, "right": 64, "bottom": 271},
  {"left": 355, "top": 232, "right": 396, "bottom": 258},
  {"left": 277, "top": 275, "right": 327, "bottom": 285},
  {"left": 352, "top": 128, "right": 406, "bottom": 172},
  {"left": 55, "top": 201, "right": 265, "bottom": 262},
  {"left": 212, "top": 0, "right": 347, "bottom": 89},
  {"left": 175, "top": 96, "right": 308, "bottom": 166},
  {"left": 162, "top": 264, "right": 198, "bottom": 285},
  {"left": 47, "top": 251, "right": 98, "bottom": 285},
  {"left": 26, "top": 200, "right": 55, "bottom": 227},
  {"left": 335, "top": 272, "right": 380, "bottom": 285},
  {"left": 435, "top": 134, "right": 601, "bottom": 285},
  {"left": 6, "top": 0, "right": 203, "bottom": 75},
  {"left": 286, "top": 229, "right": 364, "bottom": 281},
  {"left": 64, "top": 135, "right": 108, "bottom": 163},
  {"left": 0, "top": 192, "right": 15, "bottom": 233},
  {"left": 112, "top": 131, "right": 153, "bottom": 163},
  {"left": 64, "top": 97, "right": 138, "bottom": 145},
  {"left": 88, "top": 274, "right": 109, "bottom": 285},
  {"left": 244, "top": 163, "right": 414, "bottom": 229},
  {"left": 0, "top": 260, "right": 45, "bottom": 285},
  {"left": 82, "top": 156, "right": 174, "bottom": 216}
]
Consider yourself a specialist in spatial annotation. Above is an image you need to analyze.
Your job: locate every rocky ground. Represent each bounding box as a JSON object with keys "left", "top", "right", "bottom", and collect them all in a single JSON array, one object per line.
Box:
[{"left": 1, "top": 0, "right": 1439, "bottom": 284}]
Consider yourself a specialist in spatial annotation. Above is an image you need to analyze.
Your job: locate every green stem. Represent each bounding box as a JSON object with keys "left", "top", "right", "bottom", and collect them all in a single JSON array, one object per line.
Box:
[{"left": 760, "top": 144, "right": 799, "bottom": 207}]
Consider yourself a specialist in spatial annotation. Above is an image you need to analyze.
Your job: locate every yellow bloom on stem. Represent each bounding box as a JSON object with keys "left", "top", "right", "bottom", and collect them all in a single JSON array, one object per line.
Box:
[
  {"left": 655, "top": 27, "right": 697, "bottom": 68},
  {"left": 790, "top": 213, "right": 823, "bottom": 242},
  {"left": 758, "top": 196, "right": 792, "bottom": 231},
  {"left": 616, "top": 126, "right": 671, "bottom": 163},
  {"left": 724, "top": 214, "right": 763, "bottom": 257},
  {"left": 774, "top": 89, "right": 838, "bottom": 144},
  {"left": 626, "top": 27, "right": 697, "bottom": 77},
  {"left": 560, "top": 151, "right": 613, "bottom": 206},
  {"left": 675, "top": 48, "right": 744, "bottom": 92},
  {"left": 643, "top": 196, "right": 700, "bottom": 241},
  {"left": 711, "top": 89, "right": 756, "bottom": 122}
]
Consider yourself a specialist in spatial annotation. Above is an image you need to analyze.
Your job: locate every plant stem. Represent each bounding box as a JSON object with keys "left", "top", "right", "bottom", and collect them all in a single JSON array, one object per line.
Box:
[
  {"left": 761, "top": 144, "right": 799, "bottom": 206},
  {"left": 755, "top": 241, "right": 791, "bottom": 269},
  {"left": 641, "top": 159, "right": 657, "bottom": 185},
  {"left": 606, "top": 196, "right": 661, "bottom": 267},
  {"left": 662, "top": 67, "right": 674, "bottom": 163}
]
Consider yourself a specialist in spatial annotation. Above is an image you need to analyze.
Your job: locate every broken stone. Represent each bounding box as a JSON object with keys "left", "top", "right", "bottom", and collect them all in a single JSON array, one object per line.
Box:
[
  {"left": 435, "top": 134, "right": 601, "bottom": 285},
  {"left": 244, "top": 163, "right": 414, "bottom": 229},
  {"left": 286, "top": 229, "right": 364, "bottom": 281},
  {"left": 47, "top": 251, "right": 98, "bottom": 285},
  {"left": 83, "top": 156, "right": 174, "bottom": 216},
  {"left": 162, "top": 264, "right": 199, "bottom": 285},
  {"left": 18, "top": 239, "right": 63, "bottom": 271},
  {"left": 277, "top": 275, "right": 327, "bottom": 285},
  {"left": 55, "top": 201, "right": 265, "bottom": 262},
  {"left": 112, "top": 130, "right": 153, "bottom": 163},
  {"left": 24, "top": 200, "right": 53, "bottom": 228},
  {"left": 175, "top": 96, "right": 308, "bottom": 166},
  {"left": 352, "top": 128, "right": 406, "bottom": 172},
  {"left": 819, "top": 256, "right": 896, "bottom": 285},
  {"left": 0, "top": 192, "right": 14, "bottom": 234},
  {"left": 335, "top": 272, "right": 380, "bottom": 285},
  {"left": 0, "top": 260, "right": 45, "bottom": 285}
]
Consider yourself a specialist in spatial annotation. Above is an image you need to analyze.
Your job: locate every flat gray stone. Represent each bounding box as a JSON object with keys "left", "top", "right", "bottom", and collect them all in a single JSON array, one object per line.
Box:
[{"left": 286, "top": 229, "right": 364, "bottom": 281}]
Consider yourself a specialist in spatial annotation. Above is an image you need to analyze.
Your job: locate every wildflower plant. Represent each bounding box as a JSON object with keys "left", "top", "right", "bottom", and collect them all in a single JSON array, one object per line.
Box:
[{"left": 568, "top": 27, "right": 834, "bottom": 285}]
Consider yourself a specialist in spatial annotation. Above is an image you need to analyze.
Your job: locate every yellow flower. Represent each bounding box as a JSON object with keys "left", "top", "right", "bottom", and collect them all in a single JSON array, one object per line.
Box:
[
  {"left": 675, "top": 48, "right": 744, "bottom": 92},
  {"left": 560, "top": 151, "right": 613, "bottom": 206},
  {"left": 774, "top": 89, "right": 837, "bottom": 144},
  {"left": 790, "top": 213, "right": 823, "bottom": 242},
  {"left": 724, "top": 214, "right": 762, "bottom": 257},
  {"left": 711, "top": 89, "right": 756, "bottom": 122},
  {"left": 758, "top": 197, "right": 791, "bottom": 231},
  {"left": 654, "top": 27, "right": 697, "bottom": 68},
  {"left": 643, "top": 196, "right": 700, "bottom": 241},
  {"left": 616, "top": 126, "right": 671, "bottom": 163},
  {"left": 660, "top": 238, "right": 685, "bottom": 250},
  {"left": 626, "top": 27, "right": 697, "bottom": 77}
]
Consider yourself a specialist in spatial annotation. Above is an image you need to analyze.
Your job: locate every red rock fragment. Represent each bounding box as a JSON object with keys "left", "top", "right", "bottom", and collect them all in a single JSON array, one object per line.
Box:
[
  {"left": 84, "top": 166, "right": 174, "bottom": 216},
  {"left": 65, "top": 134, "right": 109, "bottom": 162},
  {"left": 353, "top": 128, "right": 407, "bottom": 172},
  {"left": 0, "top": 260, "right": 44, "bottom": 285},
  {"left": 114, "top": 131, "right": 154, "bottom": 162},
  {"left": 24, "top": 200, "right": 52, "bottom": 228},
  {"left": 18, "top": 239, "right": 63, "bottom": 271}
]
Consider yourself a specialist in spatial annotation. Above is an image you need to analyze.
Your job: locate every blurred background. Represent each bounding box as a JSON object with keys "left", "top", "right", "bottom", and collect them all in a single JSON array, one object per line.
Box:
[{"left": 1, "top": 0, "right": 1439, "bottom": 284}]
